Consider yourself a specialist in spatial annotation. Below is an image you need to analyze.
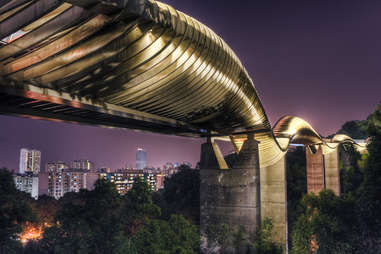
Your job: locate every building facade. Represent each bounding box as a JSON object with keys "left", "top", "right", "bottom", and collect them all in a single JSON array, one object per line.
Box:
[
  {"left": 14, "top": 148, "right": 41, "bottom": 199},
  {"left": 14, "top": 173, "right": 39, "bottom": 199},
  {"left": 63, "top": 169, "right": 87, "bottom": 193},
  {"left": 47, "top": 163, "right": 87, "bottom": 199},
  {"left": 19, "top": 148, "right": 41, "bottom": 175},
  {"left": 100, "top": 169, "right": 162, "bottom": 195},
  {"left": 136, "top": 148, "right": 147, "bottom": 170},
  {"left": 47, "top": 162, "right": 67, "bottom": 199}
]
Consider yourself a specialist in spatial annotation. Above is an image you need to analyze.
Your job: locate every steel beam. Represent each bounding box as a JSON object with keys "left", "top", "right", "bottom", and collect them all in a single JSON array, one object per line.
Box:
[{"left": 0, "top": 0, "right": 61, "bottom": 39}]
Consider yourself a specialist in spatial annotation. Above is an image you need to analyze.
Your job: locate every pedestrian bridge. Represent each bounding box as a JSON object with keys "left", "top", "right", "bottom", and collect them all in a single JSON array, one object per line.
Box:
[
  {"left": 0, "top": 0, "right": 367, "bottom": 251},
  {"left": 0, "top": 0, "right": 365, "bottom": 161}
]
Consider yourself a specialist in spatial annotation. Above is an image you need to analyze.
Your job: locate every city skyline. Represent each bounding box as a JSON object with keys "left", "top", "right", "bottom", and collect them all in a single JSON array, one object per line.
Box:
[
  {"left": 0, "top": 131, "right": 205, "bottom": 173},
  {"left": 12, "top": 147, "right": 187, "bottom": 198}
]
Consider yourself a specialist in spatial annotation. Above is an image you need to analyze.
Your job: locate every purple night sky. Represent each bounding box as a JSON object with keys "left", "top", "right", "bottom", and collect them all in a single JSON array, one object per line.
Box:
[{"left": 1, "top": 0, "right": 381, "bottom": 171}]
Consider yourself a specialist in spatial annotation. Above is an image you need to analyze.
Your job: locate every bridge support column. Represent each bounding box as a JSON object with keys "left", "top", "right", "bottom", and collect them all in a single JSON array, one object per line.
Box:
[
  {"left": 323, "top": 146, "right": 340, "bottom": 196},
  {"left": 306, "top": 145, "right": 325, "bottom": 194},
  {"left": 200, "top": 135, "right": 260, "bottom": 253},
  {"left": 306, "top": 145, "right": 340, "bottom": 196},
  {"left": 260, "top": 156, "right": 287, "bottom": 249}
]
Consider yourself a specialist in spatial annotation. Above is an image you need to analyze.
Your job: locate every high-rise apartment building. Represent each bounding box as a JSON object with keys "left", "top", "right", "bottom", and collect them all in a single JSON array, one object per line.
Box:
[
  {"left": 72, "top": 160, "right": 94, "bottom": 171},
  {"left": 63, "top": 169, "right": 87, "bottom": 193},
  {"left": 46, "top": 162, "right": 87, "bottom": 199},
  {"left": 14, "top": 148, "right": 41, "bottom": 199},
  {"left": 136, "top": 148, "right": 147, "bottom": 170},
  {"left": 19, "top": 148, "right": 41, "bottom": 175},
  {"left": 47, "top": 162, "right": 67, "bottom": 199},
  {"left": 14, "top": 174, "right": 39, "bottom": 199},
  {"left": 99, "top": 169, "right": 160, "bottom": 195}
]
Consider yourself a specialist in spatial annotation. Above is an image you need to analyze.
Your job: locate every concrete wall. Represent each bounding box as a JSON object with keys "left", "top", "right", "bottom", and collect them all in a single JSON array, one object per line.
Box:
[
  {"left": 306, "top": 145, "right": 341, "bottom": 196},
  {"left": 200, "top": 137, "right": 260, "bottom": 253},
  {"left": 260, "top": 156, "right": 287, "bottom": 248},
  {"left": 200, "top": 168, "right": 261, "bottom": 234},
  {"left": 323, "top": 147, "right": 340, "bottom": 196},
  {"left": 306, "top": 145, "right": 325, "bottom": 194}
]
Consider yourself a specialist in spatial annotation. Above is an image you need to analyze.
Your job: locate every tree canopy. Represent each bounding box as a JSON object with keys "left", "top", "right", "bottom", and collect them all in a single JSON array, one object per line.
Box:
[
  {"left": 290, "top": 105, "right": 381, "bottom": 253},
  {"left": 14, "top": 173, "right": 201, "bottom": 254},
  {"left": 159, "top": 165, "right": 200, "bottom": 224},
  {"left": 0, "top": 168, "right": 35, "bottom": 252},
  {"left": 336, "top": 120, "right": 368, "bottom": 139}
]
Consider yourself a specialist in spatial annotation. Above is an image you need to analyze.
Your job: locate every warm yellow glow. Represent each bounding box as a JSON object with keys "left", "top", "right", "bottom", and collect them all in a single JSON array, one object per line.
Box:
[{"left": 19, "top": 222, "right": 44, "bottom": 244}]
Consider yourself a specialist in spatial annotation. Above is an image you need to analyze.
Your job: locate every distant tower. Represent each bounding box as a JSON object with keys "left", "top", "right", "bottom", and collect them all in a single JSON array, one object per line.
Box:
[
  {"left": 19, "top": 148, "right": 41, "bottom": 175},
  {"left": 136, "top": 148, "right": 147, "bottom": 170}
]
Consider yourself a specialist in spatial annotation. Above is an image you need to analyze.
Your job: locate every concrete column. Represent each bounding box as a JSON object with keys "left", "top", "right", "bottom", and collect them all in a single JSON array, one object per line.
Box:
[
  {"left": 199, "top": 138, "right": 221, "bottom": 170},
  {"left": 306, "top": 145, "right": 325, "bottom": 194},
  {"left": 200, "top": 135, "right": 260, "bottom": 253},
  {"left": 323, "top": 146, "right": 340, "bottom": 196},
  {"left": 260, "top": 156, "right": 287, "bottom": 249},
  {"left": 231, "top": 134, "right": 261, "bottom": 231},
  {"left": 200, "top": 137, "right": 229, "bottom": 170}
]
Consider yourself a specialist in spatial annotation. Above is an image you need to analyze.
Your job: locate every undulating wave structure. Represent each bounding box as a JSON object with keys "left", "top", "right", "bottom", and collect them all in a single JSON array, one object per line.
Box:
[{"left": 0, "top": 0, "right": 366, "bottom": 166}]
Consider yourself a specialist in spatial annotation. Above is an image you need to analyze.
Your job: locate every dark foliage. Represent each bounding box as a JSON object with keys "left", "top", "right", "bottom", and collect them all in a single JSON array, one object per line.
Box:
[
  {"left": 355, "top": 108, "right": 381, "bottom": 251},
  {"left": 286, "top": 147, "right": 307, "bottom": 248},
  {"left": 38, "top": 180, "right": 125, "bottom": 254},
  {"left": 337, "top": 120, "right": 368, "bottom": 139},
  {"left": 160, "top": 165, "right": 200, "bottom": 224},
  {"left": 291, "top": 105, "right": 381, "bottom": 253},
  {"left": 339, "top": 144, "right": 363, "bottom": 197},
  {"left": 291, "top": 190, "right": 356, "bottom": 254},
  {"left": 123, "top": 177, "right": 161, "bottom": 235},
  {"left": 253, "top": 218, "right": 283, "bottom": 254},
  {"left": 0, "top": 168, "right": 35, "bottom": 253},
  {"left": 17, "top": 175, "right": 200, "bottom": 254},
  {"left": 134, "top": 214, "right": 200, "bottom": 254}
]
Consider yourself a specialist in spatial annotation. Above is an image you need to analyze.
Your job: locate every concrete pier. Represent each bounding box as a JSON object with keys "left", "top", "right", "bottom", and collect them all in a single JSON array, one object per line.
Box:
[
  {"left": 260, "top": 156, "right": 287, "bottom": 247},
  {"left": 200, "top": 136, "right": 260, "bottom": 253},
  {"left": 306, "top": 144, "right": 341, "bottom": 196},
  {"left": 306, "top": 145, "right": 325, "bottom": 194},
  {"left": 323, "top": 146, "right": 340, "bottom": 196}
]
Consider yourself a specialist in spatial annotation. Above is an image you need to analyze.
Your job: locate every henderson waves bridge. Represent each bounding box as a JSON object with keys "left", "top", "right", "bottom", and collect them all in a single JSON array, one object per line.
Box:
[{"left": 0, "top": 0, "right": 367, "bottom": 251}]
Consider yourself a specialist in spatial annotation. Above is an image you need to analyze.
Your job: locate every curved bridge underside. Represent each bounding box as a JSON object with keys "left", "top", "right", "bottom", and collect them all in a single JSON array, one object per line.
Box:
[{"left": 0, "top": 0, "right": 366, "bottom": 166}]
